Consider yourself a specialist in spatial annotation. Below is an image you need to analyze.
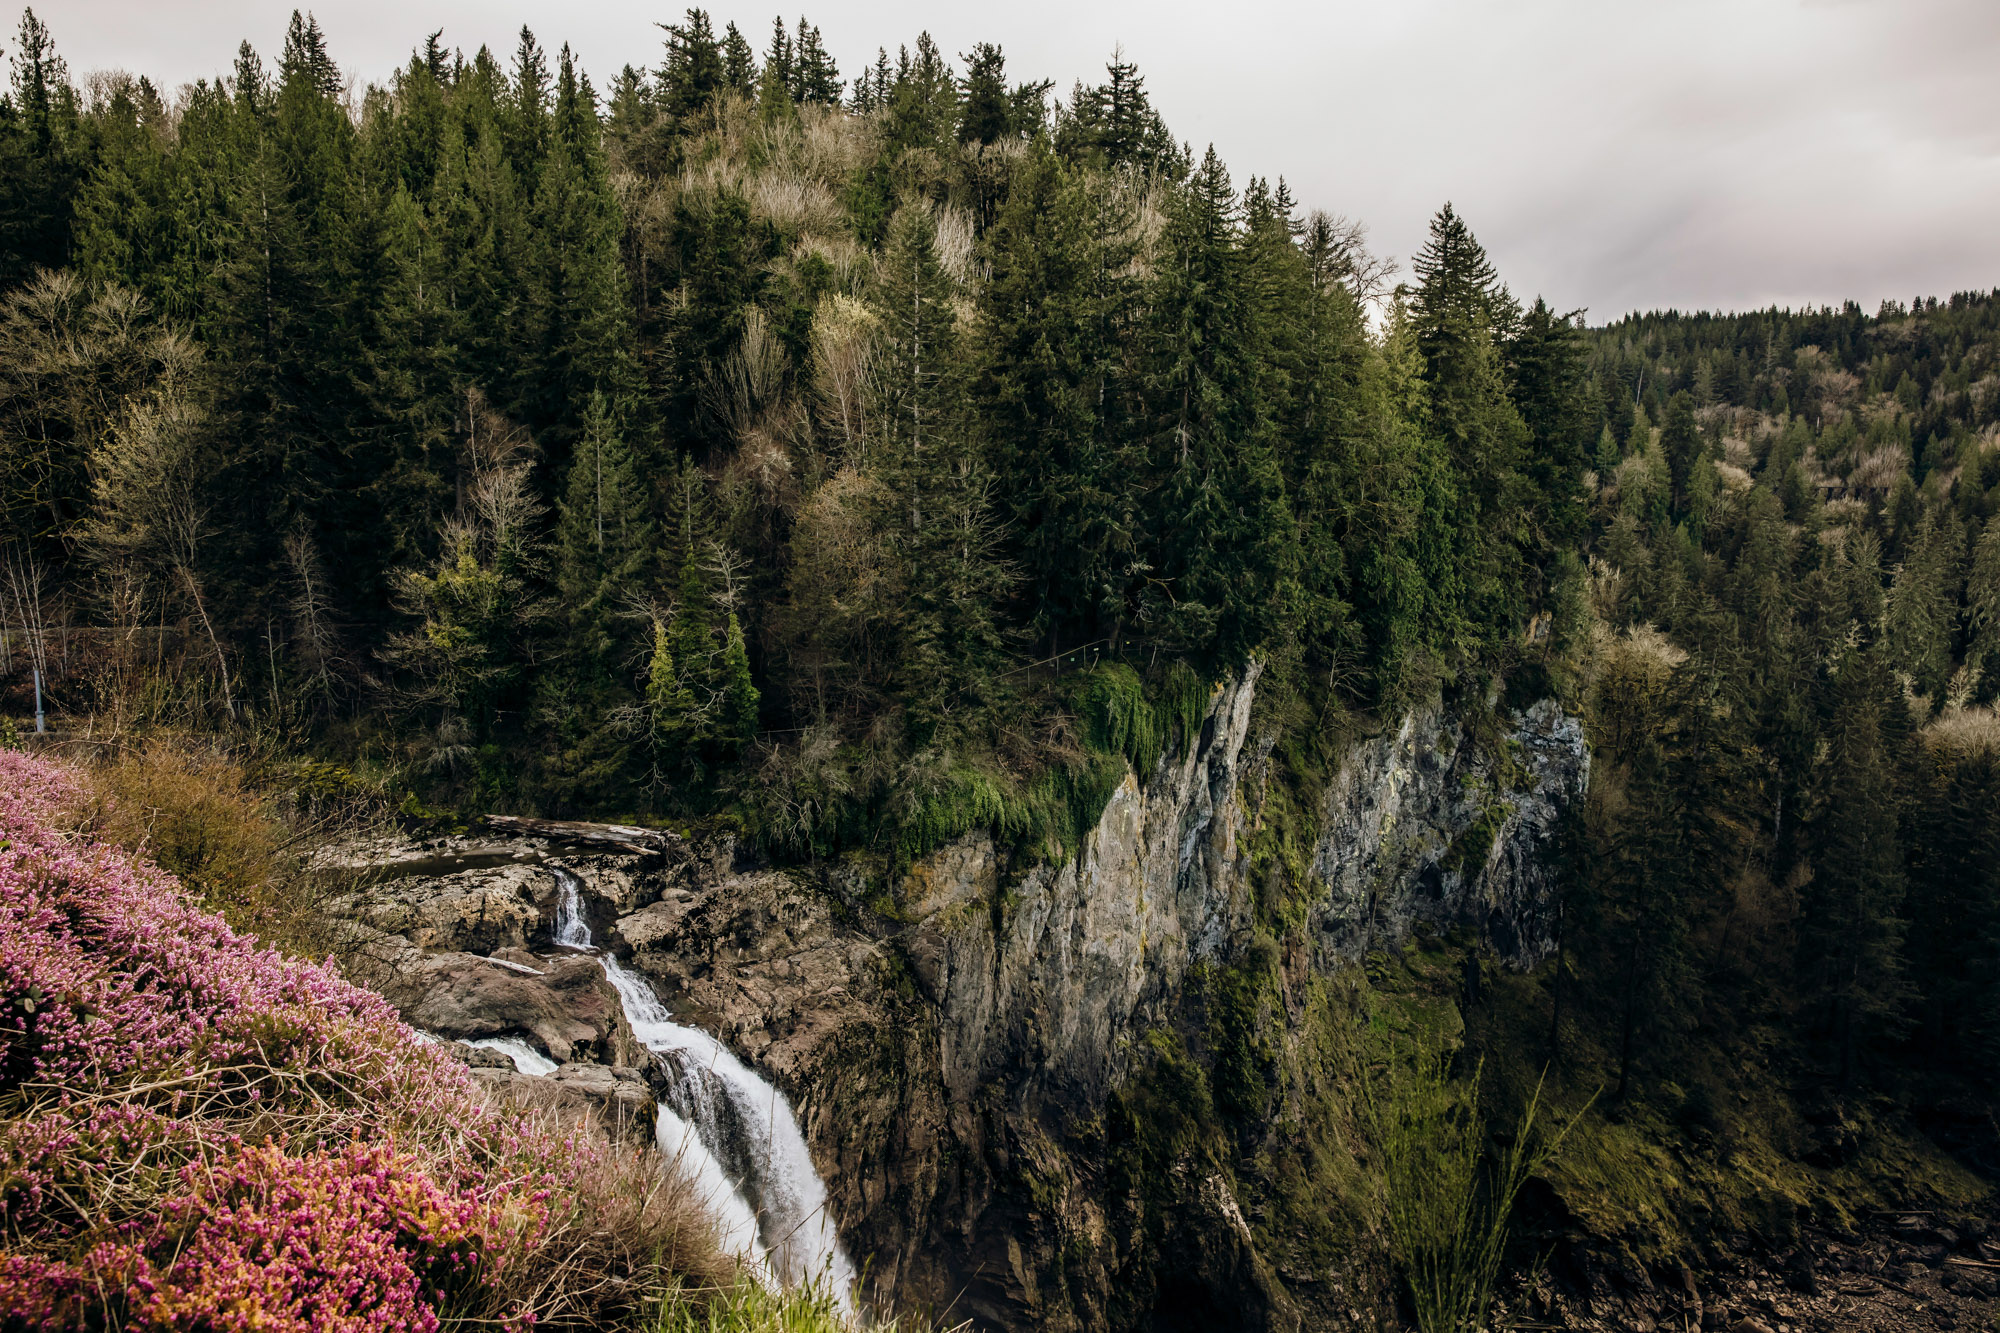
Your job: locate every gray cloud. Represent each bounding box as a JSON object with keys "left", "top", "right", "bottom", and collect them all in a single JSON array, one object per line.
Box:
[{"left": 33, "top": 0, "right": 2000, "bottom": 318}]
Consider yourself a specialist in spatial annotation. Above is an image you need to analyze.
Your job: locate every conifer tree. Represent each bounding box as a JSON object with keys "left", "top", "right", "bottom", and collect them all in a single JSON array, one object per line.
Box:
[
  {"left": 791, "top": 21, "right": 841, "bottom": 104},
  {"left": 0, "top": 7, "right": 79, "bottom": 285},
  {"left": 1364, "top": 297, "right": 1467, "bottom": 699},
  {"left": 1660, "top": 391, "right": 1700, "bottom": 517},
  {"left": 1904, "top": 736, "right": 2000, "bottom": 1085},
  {"left": 1059, "top": 50, "right": 1175, "bottom": 173},
  {"left": 977, "top": 138, "right": 1143, "bottom": 648},
  {"left": 757, "top": 17, "right": 794, "bottom": 118},
  {"left": 957, "top": 42, "right": 1010, "bottom": 145},
  {"left": 518, "top": 46, "right": 638, "bottom": 467},
  {"left": 669, "top": 538, "right": 713, "bottom": 692},
  {"left": 718, "top": 610, "right": 761, "bottom": 748},
  {"left": 1967, "top": 515, "right": 2000, "bottom": 701},
  {"left": 1884, "top": 505, "right": 1963, "bottom": 705},
  {"left": 1798, "top": 650, "right": 1911, "bottom": 1084},
  {"left": 1140, "top": 146, "right": 1294, "bottom": 667},
  {"left": 1410, "top": 202, "right": 1529, "bottom": 644},
  {"left": 1507, "top": 297, "right": 1594, "bottom": 551},
  {"left": 884, "top": 34, "right": 955, "bottom": 150},
  {"left": 720, "top": 23, "right": 756, "bottom": 95},
  {"left": 502, "top": 28, "right": 551, "bottom": 194},
  {"left": 1281, "top": 210, "right": 1390, "bottom": 683},
  {"left": 660, "top": 9, "right": 724, "bottom": 121},
  {"left": 646, "top": 618, "right": 696, "bottom": 754},
  {"left": 870, "top": 204, "right": 1010, "bottom": 739},
  {"left": 556, "top": 392, "right": 651, "bottom": 651}
]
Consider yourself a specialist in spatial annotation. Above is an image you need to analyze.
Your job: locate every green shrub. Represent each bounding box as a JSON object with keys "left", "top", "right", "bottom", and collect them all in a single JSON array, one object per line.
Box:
[{"left": 1364, "top": 1030, "right": 1588, "bottom": 1333}]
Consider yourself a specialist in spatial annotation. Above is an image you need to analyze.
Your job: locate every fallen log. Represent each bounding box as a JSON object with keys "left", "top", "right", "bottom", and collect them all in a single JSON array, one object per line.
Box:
[{"left": 482, "top": 814, "right": 679, "bottom": 854}]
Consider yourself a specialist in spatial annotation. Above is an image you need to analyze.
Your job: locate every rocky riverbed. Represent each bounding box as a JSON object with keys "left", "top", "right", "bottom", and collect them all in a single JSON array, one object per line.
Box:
[{"left": 1506, "top": 1212, "right": 2000, "bottom": 1333}]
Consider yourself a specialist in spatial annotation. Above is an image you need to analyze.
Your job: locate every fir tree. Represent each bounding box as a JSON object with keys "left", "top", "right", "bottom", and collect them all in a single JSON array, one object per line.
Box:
[
  {"left": 659, "top": 9, "right": 724, "bottom": 121},
  {"left": 871, "top": 204, "right": 1010, "bottom": 740},
  {"left": 517, "top": 46, "right": 638, "bottom": 467},
  {"left": 977, "top": 137, "right": 1143, "bottom": 648},
  {"left": 1798, "top": 650, "right": 1912, "bottom": 1085},
  {"left": 555, "top": 392, "right": 652, "bottom": 655},
  {"left": 718, "top": 610, "right": 761, "bottom": 749},
  {"left": 957, "top": 42, "right": 1010, "bottom": 145},
  {"left": 1884, "top": 505, "right": 1963, "bottom": 706},
  {"left": 502, "top": 28, "right": 551, "bottom": 194},
  {"left": 721, "top": 23, "right": 756, "bottom": 95},
  {"left": 1506, "top": 297, "right": 1594, "bottom": 551},
  {"left": 1410, "top": 202, "right": 1529, "bottom": 645},
  {"left": 1967, "top": 515, "right": 2000, "bottom": 701},
  {"left": 791, "top": 20, "right": 841, "bottom": 104},
  {"left": 646, "top": 619, "right": 696, "bottom": 753},
  {"left": 1660, "top": 391, "right": 1700, "bottom": 517},
  {"left": 1140, "top": 146, "right": 1294, "bottom": 668},
  {"left": 757, "top": 17, "right": 793, "bottom": 118},
  {"left": 0, "top": 7, "right": 79, "bottom": 284}
]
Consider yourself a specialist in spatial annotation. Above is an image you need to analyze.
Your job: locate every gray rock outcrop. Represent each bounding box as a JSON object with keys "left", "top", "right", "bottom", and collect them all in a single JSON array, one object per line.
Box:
[{"left": 338, "top": 671, "right": 1591, "bottom": 1333}]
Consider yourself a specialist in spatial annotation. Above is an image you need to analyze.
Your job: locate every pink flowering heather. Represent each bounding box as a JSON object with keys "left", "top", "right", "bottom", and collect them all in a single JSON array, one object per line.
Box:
[{"left": 0, "top": 751, "right": 617, "bottom": 1330}]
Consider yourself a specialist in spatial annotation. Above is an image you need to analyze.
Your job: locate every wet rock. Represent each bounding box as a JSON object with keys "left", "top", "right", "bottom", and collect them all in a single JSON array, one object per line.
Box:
[
  {"left": 353, "top": 944, "right": 640, "bottom": 1067},
  {"left": 331, "top": 861, "right": 546, "bottom": 956},
  {"left": 442, "top": 1040, "right": 514, "bottom": 1070},
  {"left": 548, "top": 1061, "right": 654, "bottom": 1117}
]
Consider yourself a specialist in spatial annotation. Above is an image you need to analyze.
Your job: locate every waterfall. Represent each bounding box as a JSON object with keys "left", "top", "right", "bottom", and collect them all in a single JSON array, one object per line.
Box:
[
  {"left": 468, "top": 1035, "right": 557, "bottom": 1076},
  {"left": 409, "top": 1027, "right": 557, "bottom": 1077},
  {"left": 550, "top": 867, "right": 856, "bottom": 1304},
  {"left": 552, "top": 870, "right": 594, "bottom": 950},
  {"left": 657, "top": 1104, "right": 776, "bottom": 1284}
]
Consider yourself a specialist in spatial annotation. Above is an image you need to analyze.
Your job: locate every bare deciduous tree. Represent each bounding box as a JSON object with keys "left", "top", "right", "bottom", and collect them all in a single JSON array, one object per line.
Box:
[
  {"left": 809, "top": 294, "right": 878, "bottom": 465},
  {"left": 82, "top": 367, "right": 234, "bottom": 717},
  {"left": 0, "top": 272, "right": 197, "bottom": 548},
  {"left": 1304, "top": 209, "right": 1397, "bottom": 311}
]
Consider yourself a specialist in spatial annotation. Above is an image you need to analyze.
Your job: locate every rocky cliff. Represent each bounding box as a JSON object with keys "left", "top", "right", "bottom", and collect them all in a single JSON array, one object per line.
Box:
[{"left": 329, "top": 672, "right": 1588, "bottom": 1331}]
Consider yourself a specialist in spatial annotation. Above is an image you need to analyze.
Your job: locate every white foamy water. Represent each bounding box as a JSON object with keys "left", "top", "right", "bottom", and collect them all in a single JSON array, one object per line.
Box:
[
  {"left": 656, "top": 1104, "right": 777, "bottom": 1282},
  {"left": 468, "top": 1035, "right": 558, "bottom": 1076},
  {"left": 550, "top": 867, "right": 856, "bottom": 1306},
  {"left": 553, "top": 869, "right": 594, "bottom": 950}
]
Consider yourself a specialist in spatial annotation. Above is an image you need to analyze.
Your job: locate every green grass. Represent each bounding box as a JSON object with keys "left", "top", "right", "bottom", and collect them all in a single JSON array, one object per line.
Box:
[{"left": 650, "top": 1277, "right": 957, "bottom": 1333}]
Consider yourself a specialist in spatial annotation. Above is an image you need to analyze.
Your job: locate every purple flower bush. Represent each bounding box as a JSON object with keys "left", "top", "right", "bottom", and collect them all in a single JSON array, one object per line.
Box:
[{"left": 0, "top": 751, "right": 614, "bottom": 1330}]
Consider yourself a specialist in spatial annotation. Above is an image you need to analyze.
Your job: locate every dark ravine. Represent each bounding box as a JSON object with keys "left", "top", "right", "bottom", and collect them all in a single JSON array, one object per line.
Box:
[{"left": 327, "top": 670, "right": 1592, "bottom": 1330}]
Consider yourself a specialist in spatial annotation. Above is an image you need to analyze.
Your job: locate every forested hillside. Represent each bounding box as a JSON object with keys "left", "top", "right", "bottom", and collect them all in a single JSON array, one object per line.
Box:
[
  {"left": 1570, "top": 295, "right": 2000, "bottom": 1129},
  {"left": 2, "top": 3, "right": 1999, "bottom": 1322},
  {"left": 0, "top": 7, "right": 1594, "bottom": 833}
]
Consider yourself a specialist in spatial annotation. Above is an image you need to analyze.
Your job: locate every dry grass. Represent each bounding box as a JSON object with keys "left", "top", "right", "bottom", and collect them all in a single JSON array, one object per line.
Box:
[
  {"left": 74, "top": 737, "right": 361, "bottom": 959},
  {"left": 471, "top": 1095, "right": 750, "bottom": 1329}
]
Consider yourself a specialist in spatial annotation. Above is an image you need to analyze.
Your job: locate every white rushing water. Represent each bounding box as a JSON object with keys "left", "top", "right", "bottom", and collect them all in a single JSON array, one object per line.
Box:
[
  {"left": 467, "top": 1035, "right": 558, "bottom": 1076},
  {"left": 656, "top": 1104, "right": 776, "bottom": 1283},
  {"left": 409, "top": 1027, "right": 558, "bottom": 1077},
  {"left": 551, "top": 867, "right": 856, "bottom": 1304}
]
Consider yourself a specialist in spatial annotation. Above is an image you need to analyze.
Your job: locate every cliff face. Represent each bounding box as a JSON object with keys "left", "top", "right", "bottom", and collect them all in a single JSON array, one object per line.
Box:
[
  {"left": 1308, "top": 697, "right": 1586, "bottom": 969},
  {"left": 607, "top": 672, "right": 1588, "bottom": 1329},
  {"left": 335, "top": 673, "right": 1589, "bottom": 1331}
]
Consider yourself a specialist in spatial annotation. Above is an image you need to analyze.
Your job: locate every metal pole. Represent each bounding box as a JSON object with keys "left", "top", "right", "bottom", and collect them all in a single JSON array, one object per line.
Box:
[{"left": 33, "top": 667, "right": 44, "bottom": 734}]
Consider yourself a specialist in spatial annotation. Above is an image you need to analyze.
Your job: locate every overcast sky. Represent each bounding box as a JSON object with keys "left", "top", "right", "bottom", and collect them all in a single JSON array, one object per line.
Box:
[{"left": 32, "top": 0, "right": 2000, "bottom": 322}]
